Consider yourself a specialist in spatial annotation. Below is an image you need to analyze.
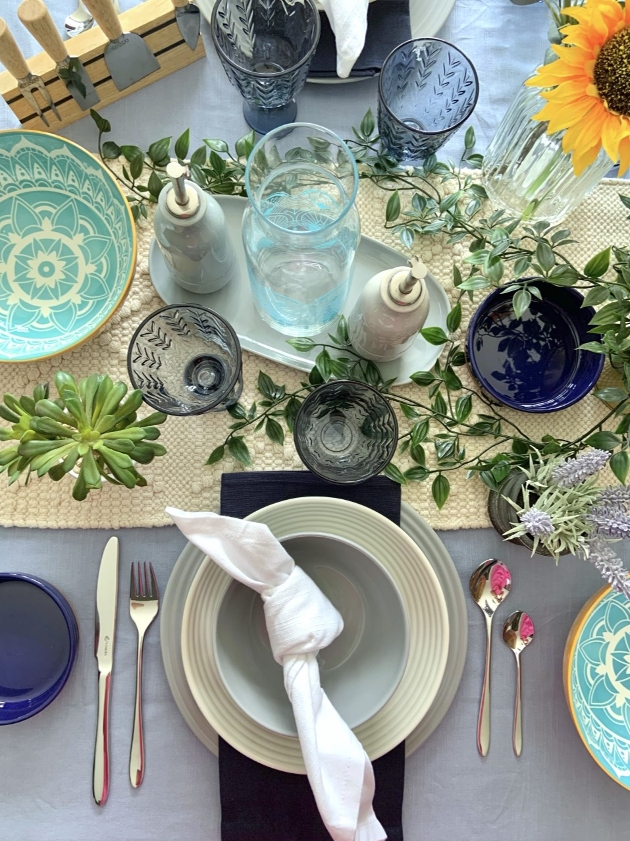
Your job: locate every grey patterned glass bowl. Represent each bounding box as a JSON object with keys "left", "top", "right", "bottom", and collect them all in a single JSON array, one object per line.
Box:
[
  {"left": 378, "top": 38, "right": 479, "bottom": 163},
  {"left": 127, "top": 305, "right": 243, "bottom": 416},
  {"left": 294, "top": 380, "right": 398, "bottom": 485},
  {"left": 211, "top": 0, "right": 321, "bottom": 135}
]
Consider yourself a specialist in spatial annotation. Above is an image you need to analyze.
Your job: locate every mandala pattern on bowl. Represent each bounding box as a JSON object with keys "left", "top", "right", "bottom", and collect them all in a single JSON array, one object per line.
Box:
[
  {"left": 569, "top": 589, "right": 630, "bottom": 788},
  {"left": 0, "top": 132, "right": 135, "bottom": 361}
]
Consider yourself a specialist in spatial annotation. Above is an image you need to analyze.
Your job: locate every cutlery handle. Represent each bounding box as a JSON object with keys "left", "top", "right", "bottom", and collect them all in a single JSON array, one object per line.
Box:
[
  {"left": 129, "top": 633, "right": 145, "bottom": 788},
  {"left": 18, "top": 1, "right": 69, "bottom": 64},
  {"left": 0, "top": 19, "right": 31, "bottom": 80},
  {"left": 513, "top": 654, "right": 522, "bottom": 756},
  {"left": 477, "top": 614, "right": 492, "bottom": 756},
  {"left": 93, "top": 671, "right": 112, "bottom": 806},
  {"left": 81, "top": 0, "right": 123, "bottom": 41},
  {"left": 172, "top": 0, "right": 190, "bottom": 7}
]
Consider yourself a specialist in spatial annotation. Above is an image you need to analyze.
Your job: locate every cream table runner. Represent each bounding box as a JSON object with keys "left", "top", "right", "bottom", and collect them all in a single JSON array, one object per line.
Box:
[{"left": 0, "top": 175, "right": 625, "bottom": 530}]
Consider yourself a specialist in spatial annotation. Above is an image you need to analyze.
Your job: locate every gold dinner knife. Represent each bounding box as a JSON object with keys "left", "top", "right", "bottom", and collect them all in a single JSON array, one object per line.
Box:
[
  {"left": 93, "top": 536, "right": 119, "bottom": 806},
  {"left": 18, "top": 0, "right": 99, "bottom": 110},
  {"left": 0, "top": 17, "right": 61, "bottom": 126}
]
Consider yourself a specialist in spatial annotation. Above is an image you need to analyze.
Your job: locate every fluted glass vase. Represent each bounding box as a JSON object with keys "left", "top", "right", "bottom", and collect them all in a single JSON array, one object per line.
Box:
[{"left": 482, "top": 84, "right": 612, "bottom": 225}]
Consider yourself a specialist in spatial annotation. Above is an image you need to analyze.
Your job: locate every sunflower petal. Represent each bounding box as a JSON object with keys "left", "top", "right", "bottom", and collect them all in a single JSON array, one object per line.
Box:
[
  {"left": 618, "top": 135, "right": 630, "bottom": 174},
  {"left": 601, "top": 113, "right": 625, "bottom": 161},
  {"left": 571, "top": 142, "right": 602, "bottom": 175}
]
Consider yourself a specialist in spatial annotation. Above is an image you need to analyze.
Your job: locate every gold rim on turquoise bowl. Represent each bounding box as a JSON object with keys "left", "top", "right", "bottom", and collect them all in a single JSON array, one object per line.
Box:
[{"left": 0, "top": 129, "right": 136, "bottom": 363}]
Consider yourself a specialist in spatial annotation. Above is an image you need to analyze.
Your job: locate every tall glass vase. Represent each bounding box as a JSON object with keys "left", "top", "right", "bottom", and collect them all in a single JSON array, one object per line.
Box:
[{"left": 482, "top": 84, "right": 612, "bottom": 225}]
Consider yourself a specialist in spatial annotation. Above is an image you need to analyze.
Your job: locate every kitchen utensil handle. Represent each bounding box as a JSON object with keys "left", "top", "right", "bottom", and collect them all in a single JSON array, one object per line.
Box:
[
  {"left": 172, "top": 0, "right": 190, "bottom": 7},
  {"left": 129, "top": 632, "right": 145, "bottom": 788},
  {"left": 477, "top": 613, "right": 492, "bottom": 756},
  {"left": 0, "top": 19, "right": 31, "bottom": 80},
  {"left": 513, "top": 653, "right": 522, "bottom": 756},
  {"left": 18, "top": 0, "right": 69, "bottom": 64},
  {"left": 93, "top": 671, "right": 112, "bottom": 806},
  {"left": 81, "top": 0, "right": 123, "bottom": 41}
]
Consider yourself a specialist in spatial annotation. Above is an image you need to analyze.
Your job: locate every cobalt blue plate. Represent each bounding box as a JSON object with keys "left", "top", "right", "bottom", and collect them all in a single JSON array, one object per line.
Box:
[
  {"left": 466, "top": 281, "right": 604, "bottom": 413},
  {"left": 0, "top": 573, "right": 79, "bottom": 725}
]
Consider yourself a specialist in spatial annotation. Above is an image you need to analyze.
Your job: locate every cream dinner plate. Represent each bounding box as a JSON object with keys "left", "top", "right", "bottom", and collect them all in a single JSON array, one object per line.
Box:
[
  {"left": 180, "top": 497, "right": 449, "bottom": 773},
  {"left": 161, "top": 501, "right": 467, "bottom": 759}
]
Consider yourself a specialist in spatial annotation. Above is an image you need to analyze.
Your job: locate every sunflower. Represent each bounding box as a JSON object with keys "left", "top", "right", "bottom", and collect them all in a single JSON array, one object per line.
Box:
[{"left": 525, "top": 0, "right": 630, "bottom": 175}]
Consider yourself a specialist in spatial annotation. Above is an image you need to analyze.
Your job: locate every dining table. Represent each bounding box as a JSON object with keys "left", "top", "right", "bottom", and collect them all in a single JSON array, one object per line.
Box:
[{"left": 2, "top": 0, "right": 630, "bottom": 839}]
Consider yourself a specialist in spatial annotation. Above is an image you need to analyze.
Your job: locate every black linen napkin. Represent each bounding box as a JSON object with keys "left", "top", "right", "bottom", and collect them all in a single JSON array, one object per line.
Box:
[
  {"left": 309, "top": 0, "right": 411, "bottom": 79},
  {"left": 219, "top": 471, "right": 405, "bottom": 841}
]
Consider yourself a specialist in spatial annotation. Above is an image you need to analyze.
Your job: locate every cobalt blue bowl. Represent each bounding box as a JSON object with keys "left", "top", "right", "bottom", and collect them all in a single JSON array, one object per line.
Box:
[
  {"left": 0, "top": 573, "right": 79, "bottom": 725},
  {"left": 466, "top": 281, "right": 604, "bottom": 413}
]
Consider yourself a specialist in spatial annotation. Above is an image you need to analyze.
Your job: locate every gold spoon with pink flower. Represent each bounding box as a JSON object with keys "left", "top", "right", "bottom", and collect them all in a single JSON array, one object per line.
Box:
[
  {"left": 502, "top": 610, "right": 535, "bottom": 757},
  {"left": 469, "top": 559, "right": 512, "bottom": 756}
]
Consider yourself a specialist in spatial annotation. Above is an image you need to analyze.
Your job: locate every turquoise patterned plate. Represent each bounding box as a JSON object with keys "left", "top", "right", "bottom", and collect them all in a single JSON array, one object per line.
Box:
[
  {"left": 0, "top": 131, "right": 135, "bottom": 362},
  {"left": 565, "top": 586, "right": 630, "bottom": 789}
]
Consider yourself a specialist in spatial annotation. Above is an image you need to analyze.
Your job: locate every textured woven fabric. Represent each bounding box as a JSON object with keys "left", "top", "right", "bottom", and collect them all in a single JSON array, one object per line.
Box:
[{"left": 0, "top": 173, "right": 625, "bottom": 530}]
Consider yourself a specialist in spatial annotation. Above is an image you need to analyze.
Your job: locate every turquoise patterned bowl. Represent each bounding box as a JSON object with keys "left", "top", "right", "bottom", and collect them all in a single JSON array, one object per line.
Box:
[
  {"left": 0, "top": 131, "right": 135, "bottom": 362},
  {"left": 565, "top": 586, "right": 630, "bottom": 789}
]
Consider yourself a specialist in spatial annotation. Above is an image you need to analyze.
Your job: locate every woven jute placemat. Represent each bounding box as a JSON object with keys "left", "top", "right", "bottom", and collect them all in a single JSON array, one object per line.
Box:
[{"left": 0, "top": 174, "right": 624, "bottom": 530}]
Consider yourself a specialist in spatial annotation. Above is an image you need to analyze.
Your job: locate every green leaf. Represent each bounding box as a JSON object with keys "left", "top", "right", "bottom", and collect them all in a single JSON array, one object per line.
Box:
[
  {"left": 129, "top": 153, "right": 144, "bottom": 180},
  {"left": 265, "top": 417, "right": 285, "bottom": 446},
  {"left": 453, "top": 264, "right": 463, "bottom": 287},
  {"left": 385, "top": 191, "right": 401, "bottom": 223},
  {"left": 513, "top": 256, "right": 531, "bottom": 277},
  {"left": 432, "top": 474, "right": 450, "bottom": 509},
  {"left": 174, "top": 129, "right": 190, "bottom": 161},
  {"left": 147, "top": 137, "right": 171, "bottom": 164},
  {"left": 512, "top": 287, "right": 532, "bottom": 318},
  {"left": 584, "top": 431, "right": 621, "bottom": 450},
  {"left": 594, "top": 387, "right": 628, "bottom": 404},
  {"left": 405, "top": 466, "right": 430, "bottom": 482},
  {"left": 584, "top": 247, "right": 611, "bottom": 278},
  {"left": 410, "top": 443, "right": 426, "bottom": 466},
  {"left": 610, "top": 450, "right": 630, "bottom": 484},
  {"left": 458, "top": 275, "right": 491, "bottom": 292},
  {"left": 90, "top": 109, "right": 110, "bottom": 133},
  {"left": 455, "top": 394, "right": 473, "bottom": 423},
  {"left": 535, "top": 241, "right": 555, "bottom": 273},
  {"left": 257, "top": 371, "right": 277, "bottom": 399},
  {"left": 287, "top": 337, "right": 316, "bottom": 352},
  {"left": 442, "top": 368, "right": 462, "bottom": 390},
  {"left": 235, "top": 130, "right": 256, "bottom": 159},
  {"left": 446, "top": 302, "right": 462, "bottom": 333},
  {"left": 227, "top": 402, "right": 247, "bottom": 419},
  {"left": 315, "top": 349, "right": 332, "bottom": 381},
  {"left": 432, "top": 392, "right": 447, "bottom": 416},
  {"left": 578, "top": 341, "right": 607, "bottom": 354},
  {"left": 228, "top": 436, "right": 252, "bottom": 466},
  {"left": 383, "top": 463, "right": 407, "bottom": 484},
  {"left": 420, "top": 327, "right": 449, "bottom": 346},
  {"left": 464, "top": 125, "right": 475, "bottom": 150},
  {"left": 148, "top": 170, "right": 164, "bottom": 198},
  {"left": 400, "top": 403, "right": 419, "bottom": 420},
  {"left": 101, "top": 140, "right": 121, "bottom": 160},
  {"left": 411, "top": 419, "right": 430, "bottom": 445},
  {"left": 360, "top": 109, "right": 375, "bottom": 137},
  {"left": 582, "top": 286, "right": 611, "bottom": 307},
  {"left": 410, "top": 371, "right": 435, "bottom": 387},
  {"left": 204, "top": 138, "right": 229, "bottom": 153}
]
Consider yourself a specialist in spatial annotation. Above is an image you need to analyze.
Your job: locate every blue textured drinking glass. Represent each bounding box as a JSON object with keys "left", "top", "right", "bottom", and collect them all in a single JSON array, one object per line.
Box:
[
  {"left": 378, "top": 38, "right": 479, "bottom": 162},
  {"left": 242, "top": 123, "right": 361, "bottom": 336},
  {"left": 211, "top": 0, "right": 320, "bottom": 134},
  {"left": 127, "top": 305, "right": 243, "bottom": 415},
  {"left": 294, "top": 380, "right": 399, "bottom": 484}
]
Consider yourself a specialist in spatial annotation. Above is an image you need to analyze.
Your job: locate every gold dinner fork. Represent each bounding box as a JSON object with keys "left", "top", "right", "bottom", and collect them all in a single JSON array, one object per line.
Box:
[{"left": 129, "top": 562, "right": 159, "bottom": 788}]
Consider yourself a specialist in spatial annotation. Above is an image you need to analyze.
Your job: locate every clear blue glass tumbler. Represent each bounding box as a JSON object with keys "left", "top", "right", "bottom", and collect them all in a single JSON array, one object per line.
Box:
[
  {"left": 378, "top": 38, "right": 479, "bottom": 162},
  {"left": 242, "top": 123, "right": 361, "bottom": 336},
  {"left": 211, "top": 0, "right": 320, "bottom": 134}
]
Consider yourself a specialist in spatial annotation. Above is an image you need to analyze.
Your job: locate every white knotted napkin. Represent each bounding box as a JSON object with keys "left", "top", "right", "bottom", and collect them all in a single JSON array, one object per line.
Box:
[
  {"left": 318, "top": 0, "right": 369, "bottom": 78},
  {"left": 167, "top": 507, "right": 386, "bottom": 841}
]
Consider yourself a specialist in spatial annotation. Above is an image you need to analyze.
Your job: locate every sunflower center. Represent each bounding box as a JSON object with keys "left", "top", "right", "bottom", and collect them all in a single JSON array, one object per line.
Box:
[{"left": 594, "top": 27, "right": 630, "bottom": 116}]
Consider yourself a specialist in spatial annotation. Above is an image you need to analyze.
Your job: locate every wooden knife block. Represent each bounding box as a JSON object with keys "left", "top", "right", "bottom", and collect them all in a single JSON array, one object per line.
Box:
[{"left": 0, "top": 0, "right": 206, "bottom": 131}]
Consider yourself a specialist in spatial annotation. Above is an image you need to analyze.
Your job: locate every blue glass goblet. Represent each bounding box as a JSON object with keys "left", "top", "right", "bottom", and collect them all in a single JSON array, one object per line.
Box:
[
  {"left": 378, "top": 38, "right": 479, "bottom": 163},
  {"left": 211, "top": 0, "right": 321, "bottom": 134}
]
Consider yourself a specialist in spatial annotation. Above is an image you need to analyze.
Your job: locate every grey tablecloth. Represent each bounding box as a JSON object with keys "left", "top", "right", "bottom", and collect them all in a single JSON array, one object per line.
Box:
[{"left": 3, "top": 0, "right": 630, "bottom": 839}]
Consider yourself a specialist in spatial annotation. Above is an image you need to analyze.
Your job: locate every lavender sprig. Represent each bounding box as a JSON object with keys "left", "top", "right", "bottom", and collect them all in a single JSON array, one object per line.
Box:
[
  {"left": 583, "top": 537, "right": 630, "bottom": 601},
  {"left": 551, "top": 449, "right": 610, "bottom": 489}
]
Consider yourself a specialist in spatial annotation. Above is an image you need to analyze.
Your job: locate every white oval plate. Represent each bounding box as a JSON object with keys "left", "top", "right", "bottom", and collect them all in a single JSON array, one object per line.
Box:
[
  {"left": 180, "top": 497, "right": 449, "bottom": 773},
  {"left": 149, "top": 196, "right": 450, "bottom": 386},
  {"left": 161, "top": 501, "right": 467, "bottom": 758}
]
